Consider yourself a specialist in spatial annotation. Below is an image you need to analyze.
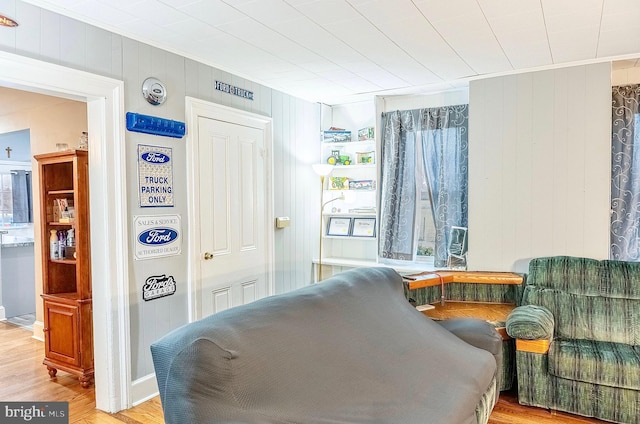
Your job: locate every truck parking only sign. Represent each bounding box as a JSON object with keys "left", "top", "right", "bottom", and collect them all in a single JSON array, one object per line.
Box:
[{"left": 138, "top": 144, "right": 174, "bottom": 207}]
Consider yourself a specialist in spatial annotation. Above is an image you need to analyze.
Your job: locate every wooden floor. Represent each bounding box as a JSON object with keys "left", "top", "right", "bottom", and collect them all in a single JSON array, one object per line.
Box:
[{"left": 0, "top": 321, "right": 605, "bottom": 423}]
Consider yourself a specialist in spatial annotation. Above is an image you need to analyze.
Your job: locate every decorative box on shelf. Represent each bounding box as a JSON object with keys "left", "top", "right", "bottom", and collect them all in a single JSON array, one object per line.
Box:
[
  {"left": 358, "top": 127, "right": 374, "bottom": 141},
  {"left": 323, "top": 130, "right": 351, "bottom": 143}
]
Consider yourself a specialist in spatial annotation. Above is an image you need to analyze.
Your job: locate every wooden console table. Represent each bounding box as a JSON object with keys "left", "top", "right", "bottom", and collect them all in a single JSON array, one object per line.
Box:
[
  {"left": 404, "top": 270, "right": 523, "bottom": 290},
  {"left": 405, "top": 271, "right": 523, "bottom": 340}
]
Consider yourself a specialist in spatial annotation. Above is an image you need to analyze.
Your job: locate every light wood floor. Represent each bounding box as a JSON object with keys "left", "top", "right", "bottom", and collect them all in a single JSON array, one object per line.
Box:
[{"left": 0, "top": 321, "right": 605, "bottom": 424}]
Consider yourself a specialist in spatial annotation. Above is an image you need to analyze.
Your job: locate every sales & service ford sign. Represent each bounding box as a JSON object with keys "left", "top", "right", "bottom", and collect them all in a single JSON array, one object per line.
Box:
[
  {"left": 133, "top": 215, "right": 182, "bottom": 260},
  {"left": 141, "top": 151, "right": 170, "bottom": 164}
]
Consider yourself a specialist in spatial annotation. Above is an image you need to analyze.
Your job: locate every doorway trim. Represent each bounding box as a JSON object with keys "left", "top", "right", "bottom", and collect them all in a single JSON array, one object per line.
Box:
[
  {"left": 185, "top": 97, "right": 275, "bottom": 321},
  {"left": 0, "top": 50, "right": 130, "bottom": 412}
]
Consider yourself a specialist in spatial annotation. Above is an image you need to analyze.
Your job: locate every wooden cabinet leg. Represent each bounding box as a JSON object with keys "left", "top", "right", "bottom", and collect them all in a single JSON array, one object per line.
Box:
[
  {"left": 79, "top": 375, "right": 92, "bottom": 388},
  {"left": 46, "top": 366, "right": 58, "bottom": 378}
]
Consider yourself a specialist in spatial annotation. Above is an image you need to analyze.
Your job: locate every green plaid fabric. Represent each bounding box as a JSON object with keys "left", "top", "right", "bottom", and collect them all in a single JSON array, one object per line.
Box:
[
  {"left": 515, "top": 256, "right": 640, "bottom": 423},
  {"left": 506, "top": 305, "right": 554, "bottom": 340},
  {"left": 517, "top": 350, "right": 640, "bottom": 424},
  {"left": 549, "top": 339, "right": 640, "bottom": 391}
]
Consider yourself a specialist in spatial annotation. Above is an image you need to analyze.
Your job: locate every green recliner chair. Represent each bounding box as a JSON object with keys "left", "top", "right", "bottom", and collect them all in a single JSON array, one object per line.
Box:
[{"left": 506, "top": 256, "right": 640, "bottom": 424}]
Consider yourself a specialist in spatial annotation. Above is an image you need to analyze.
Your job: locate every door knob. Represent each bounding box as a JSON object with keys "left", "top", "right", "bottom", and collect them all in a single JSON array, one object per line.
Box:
[{"left": 203, "top": 252, "right": 213, "bottom": 260}]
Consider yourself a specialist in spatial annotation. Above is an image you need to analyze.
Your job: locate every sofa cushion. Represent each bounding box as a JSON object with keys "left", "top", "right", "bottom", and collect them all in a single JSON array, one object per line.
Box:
[
  {"left": 527, "top": 256, "right": 601, "bottom": 295},
  {"left": 600, "top": 260, "right": 640, "bottom": 300},
  {"left": 524, "top": 286, "right": 639, "bottom": 345},
  {"left": 549, "top": 339, "right": 640, "bottom": 390}
]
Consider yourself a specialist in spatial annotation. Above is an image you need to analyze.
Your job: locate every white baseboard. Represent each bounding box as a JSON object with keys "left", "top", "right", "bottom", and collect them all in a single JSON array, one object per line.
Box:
[
  {"left": 0, "top": 306, "right": 5, "bottom": 321},
  {"left": 32, "top": 320, "right": 44, "bottom": 342},
  {"left": 131, "top": 373, "right": 159, "bottom": 406}
]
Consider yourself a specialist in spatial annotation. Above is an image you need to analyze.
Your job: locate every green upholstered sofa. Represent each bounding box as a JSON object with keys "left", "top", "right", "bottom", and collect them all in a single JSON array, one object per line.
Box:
[{"left": 505, "top": 256, "right": 640, "bottom": 424}]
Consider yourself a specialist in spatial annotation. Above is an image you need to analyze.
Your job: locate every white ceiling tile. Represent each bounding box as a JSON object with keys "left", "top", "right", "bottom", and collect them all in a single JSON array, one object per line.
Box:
[
  {"left": 66, "top": 1, "right": 138, "bottom": 25},
  {"left": 120, "top": 0, "right": 191, "bottom": 26},
  {"left": 289, "top": 0, "right": 361, "bottom": 25},
  {"left": 232, "top": 0, "right": 302, "bottom": 25},
  {"left": 415, "top": 0, "right": 483, "bottom": 21},
  {"left": 157, "top": 0, "right": 201, "bottom": 8},
  {"left": 541, "top": 0, "right": 603, "bottom": 16},
  {"left": 476, "top": 0, "right": 541, "bottom": 19},
  {"left": 162, "top": 18, "right": 222, "bottom": 41},
  {"left": 597, "top": 28, "right": 640, "bottom": 57},
  {"left": 177, "top": 0, "right": 248, "bottom": 26}
]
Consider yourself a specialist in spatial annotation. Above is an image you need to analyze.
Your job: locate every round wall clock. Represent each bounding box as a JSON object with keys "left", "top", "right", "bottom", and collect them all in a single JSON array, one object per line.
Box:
[{"left": 142, "top": 77, "right": 167, "bottom": 105}]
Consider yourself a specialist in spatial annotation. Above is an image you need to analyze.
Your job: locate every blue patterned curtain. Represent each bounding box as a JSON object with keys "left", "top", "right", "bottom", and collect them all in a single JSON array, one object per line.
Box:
[
  {"left": 421, "top": 106, "right": 469, "bottom": 267},
  {"left": 379, "top": 106, "right": 468, "bottom": 266},
  {"left": 611, "top": 84, "right": 640, "bottom": 260},
  {"left": 379, "top": 110, "right": 418, "bottom": 261}
]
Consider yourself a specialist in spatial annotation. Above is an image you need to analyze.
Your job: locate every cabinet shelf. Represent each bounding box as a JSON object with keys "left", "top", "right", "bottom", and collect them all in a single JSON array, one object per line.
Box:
[
  {"left": 48, "top": 189, "right": 74, "bottom": 195},
  {"left": 50, "top": 258, "right": 77, "bottom": 265},
  {"left": 48, "top": 221, "right": 74, "bottom": 227},
  {"left": 330, "top": 164, "right": 376, "bottom": 170},
  {"left": 322, "top": 140, "right": 374, "bottom": 147}
]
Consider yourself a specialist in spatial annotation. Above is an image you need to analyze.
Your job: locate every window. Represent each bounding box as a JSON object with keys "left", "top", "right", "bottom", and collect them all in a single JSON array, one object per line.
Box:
[
  {"left": 0, "top": 173, "right": 13, "bottom": 226},
  {"left": 416, "top": 165, "right": 435, "bottom": 258},
  {"left": 0, "top": 168, "right": 33, "bottom": 227},
  {"left": 379, "top": 106, "right": 468, "bottom": 267}
]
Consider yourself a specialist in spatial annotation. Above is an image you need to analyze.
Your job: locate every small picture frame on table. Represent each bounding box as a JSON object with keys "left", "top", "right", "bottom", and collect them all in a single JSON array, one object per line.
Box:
[
  {"left": 327, "top": 217, "right": 352, "bottom": 236},
  {"left": 351, "top": 217, "right": 376, "bottom": 237}
]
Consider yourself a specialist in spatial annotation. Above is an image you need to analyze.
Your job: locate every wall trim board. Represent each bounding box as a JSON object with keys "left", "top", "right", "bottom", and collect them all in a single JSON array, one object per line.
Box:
[{"left": 131, "top": 373, "right": 159, "bottom": 406}]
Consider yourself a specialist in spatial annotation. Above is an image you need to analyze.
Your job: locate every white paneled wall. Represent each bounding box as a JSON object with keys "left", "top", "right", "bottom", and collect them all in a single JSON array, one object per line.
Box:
[
  {"left": 468, "top": 63, "right": 611, "bottom": 273},
  {"left": 0, "top": 0, "right": 321, "bottom": 387},
  {"left": 272, "top": 91, "right": 321, "bottom": 294},
  {"left": 612, "top": 66, "right": 640, "bottom": 85}
]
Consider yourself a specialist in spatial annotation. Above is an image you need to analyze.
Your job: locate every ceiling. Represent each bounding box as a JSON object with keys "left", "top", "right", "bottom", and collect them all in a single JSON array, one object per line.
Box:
[{"left": 19, "top": 0, "right": 640, "bottom": 104}]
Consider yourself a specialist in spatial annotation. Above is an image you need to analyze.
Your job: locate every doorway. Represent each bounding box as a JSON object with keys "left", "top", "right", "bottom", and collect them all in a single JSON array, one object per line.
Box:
[{"left": 0, "top": 50, "right": 129, "bottom": 412}]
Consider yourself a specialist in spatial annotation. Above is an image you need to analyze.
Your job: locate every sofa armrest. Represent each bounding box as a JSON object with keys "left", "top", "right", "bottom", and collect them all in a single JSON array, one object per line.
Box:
[{"left": 506, "top": 305, "right": 554, "bottom": 340}]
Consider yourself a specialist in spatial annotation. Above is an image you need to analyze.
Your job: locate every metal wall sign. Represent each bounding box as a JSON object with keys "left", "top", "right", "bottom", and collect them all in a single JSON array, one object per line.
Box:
[
  {"left": 138, "top": 144, "right": 174, "bottom": 207},
  {"left": 142, "top": 274, "right": 177, "bottom": 301},
  {"left": 215, "top": 80, "right": 254, "bottom": 101},
  {"left": 0, "top": 15, "right": 18, "bottom": 27},
  {"left": 133, "top": 214, "right": 181, "bottom": 260}
]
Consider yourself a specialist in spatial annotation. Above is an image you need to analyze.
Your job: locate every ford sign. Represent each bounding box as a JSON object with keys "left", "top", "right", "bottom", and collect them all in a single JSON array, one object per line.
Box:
[
  {"left": 141, "top": 151, "right": 170, "bottom": 164},
  {"left": 138, "top": 228, "right": 179, "bottom": 245}
]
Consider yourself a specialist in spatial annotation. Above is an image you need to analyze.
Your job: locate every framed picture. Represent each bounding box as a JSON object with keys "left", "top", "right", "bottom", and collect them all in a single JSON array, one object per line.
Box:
[
  {"left": 351, "top": 217, "right": 376, "bottom": 237},
  {"left": 327, "top": 217, "right": 351, "bottom": 236},
  {"left": 448, "top": 226, "right": 468, "bottom": 257}
]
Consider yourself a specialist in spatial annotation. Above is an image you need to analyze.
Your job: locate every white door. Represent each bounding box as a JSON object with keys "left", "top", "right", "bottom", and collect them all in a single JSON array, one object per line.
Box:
[{"left": 196, "top": 115, "right": 269, "bottom": 317}]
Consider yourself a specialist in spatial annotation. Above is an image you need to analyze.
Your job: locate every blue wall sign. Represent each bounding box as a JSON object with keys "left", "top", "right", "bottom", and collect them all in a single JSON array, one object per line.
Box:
[
  {"left": 133, "top": 214, "right": 182, "bottom": 260},
  {"left": 138, "top": 144, "right": 174, "bottom": 207}
]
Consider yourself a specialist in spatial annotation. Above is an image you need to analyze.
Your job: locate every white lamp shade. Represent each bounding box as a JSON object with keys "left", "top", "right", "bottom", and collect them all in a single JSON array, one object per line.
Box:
[{"left": 312, "top": 163, "right": 334, "bottom": 176}]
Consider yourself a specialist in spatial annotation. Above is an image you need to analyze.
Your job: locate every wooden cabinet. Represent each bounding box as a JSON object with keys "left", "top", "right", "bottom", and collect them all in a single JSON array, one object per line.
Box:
[{"left": 35, "top": 150, "right": 93, "bottom": 388}]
